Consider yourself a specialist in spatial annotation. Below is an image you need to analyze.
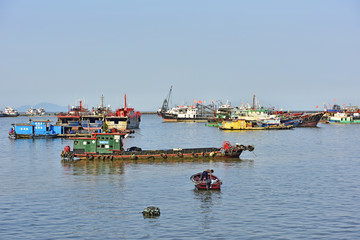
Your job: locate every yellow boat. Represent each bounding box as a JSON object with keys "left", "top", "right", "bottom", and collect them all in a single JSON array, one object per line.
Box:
[{"left": 219, "top": 119, "right": 294, "bottom": 130}]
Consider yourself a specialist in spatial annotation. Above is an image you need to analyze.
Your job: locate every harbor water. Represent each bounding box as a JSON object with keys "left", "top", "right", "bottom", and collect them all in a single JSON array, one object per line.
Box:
[{"left": 1, "top": 115, "right": 360, "bottom": 239}]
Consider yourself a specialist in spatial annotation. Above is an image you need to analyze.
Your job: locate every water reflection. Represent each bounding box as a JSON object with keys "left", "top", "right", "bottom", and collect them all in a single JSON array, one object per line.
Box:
[
  {"left": 61, "top": 158, "right": 255, "bottom": 176},
  {"left": 62, "top": 161, "right": 125, "bottom": 175},
  {"left": 226, "top": 158, "right": 255, "bottom": 168},
  {"left": 193, "top": 190, "right": 222, "bottom": 229}
]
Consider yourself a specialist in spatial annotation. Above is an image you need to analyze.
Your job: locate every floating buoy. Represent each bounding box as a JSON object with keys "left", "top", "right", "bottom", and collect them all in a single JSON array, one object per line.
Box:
[
  {"left": 247, "top": 145, "right": 255, "bottom": 151},
  {"left": 142, "top": 206, "right": 160, "bottom": 217}
]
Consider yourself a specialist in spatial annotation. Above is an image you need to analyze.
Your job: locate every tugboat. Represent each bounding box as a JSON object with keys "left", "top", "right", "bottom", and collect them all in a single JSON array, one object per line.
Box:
[{"left": 61, "top": 134, "right": 254, "bottom": 162}]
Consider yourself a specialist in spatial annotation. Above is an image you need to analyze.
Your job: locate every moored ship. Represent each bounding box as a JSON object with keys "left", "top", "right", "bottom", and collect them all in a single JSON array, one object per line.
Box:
[
  {"left": 56, "top": 100, "right": 90, "bottom": 134},
  {"left": 105, "top": 94, "right": 141, "bottom": 130},
  {"left": 219, "top": 119, "right": 294, "bottom": 130},
  {"left": 56, "top": 95, "right": 141, "bottom": 135},
  {"left": 328, "top": 112, "right": 360, "bottom": 124},
  {"left": 278, "top": 112, "right": 324, "bottom": 127},
  {"left": 26, "top": 108, "right": 46, "bottom": 116},
  {"left": 61, "top": 133, "right": 254, "bottom": 162},
  {"left": 160, "top": 105, "right": 215, "bottom": 122},
  {"left": 9, "top": 119, "right": 61, "bottom": 139},
  {"left": 4, "top": 107, "right": 19, "bottom": 117},
  {"left": 158, "top": 86, "right": 216, "bottom": 122}
]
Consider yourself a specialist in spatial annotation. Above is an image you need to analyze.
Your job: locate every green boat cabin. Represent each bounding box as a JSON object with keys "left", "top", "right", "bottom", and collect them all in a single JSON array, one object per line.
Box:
[{"left": 72, "top": 133, "right": 125, "bottom": 155}]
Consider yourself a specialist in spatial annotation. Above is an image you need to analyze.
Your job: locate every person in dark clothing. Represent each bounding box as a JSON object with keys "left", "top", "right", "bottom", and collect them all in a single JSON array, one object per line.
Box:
[{"left": 200, "top": 169, "right": 214, "bottom": 190}]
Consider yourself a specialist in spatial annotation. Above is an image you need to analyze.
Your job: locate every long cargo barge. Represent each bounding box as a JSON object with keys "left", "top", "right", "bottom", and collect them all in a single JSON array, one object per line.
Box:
[{"left": 61, "top": 133, "right": 254, "bottom": 162}]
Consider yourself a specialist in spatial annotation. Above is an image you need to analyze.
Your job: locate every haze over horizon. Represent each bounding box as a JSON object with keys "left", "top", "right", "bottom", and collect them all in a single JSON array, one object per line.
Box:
[{"left": 1, "top": 1, "right": 359, "bottom": 111}]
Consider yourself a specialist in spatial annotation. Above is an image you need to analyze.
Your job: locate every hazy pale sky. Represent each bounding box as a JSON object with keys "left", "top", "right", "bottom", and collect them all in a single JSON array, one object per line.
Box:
[{"left": 1, "top": 0, "right": 359, "bottom": 111}]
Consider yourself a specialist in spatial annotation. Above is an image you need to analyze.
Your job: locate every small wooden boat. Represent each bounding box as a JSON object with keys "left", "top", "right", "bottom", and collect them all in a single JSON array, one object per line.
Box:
[{"left": 190, "top": 172, "right": 222, "bottom": 190}]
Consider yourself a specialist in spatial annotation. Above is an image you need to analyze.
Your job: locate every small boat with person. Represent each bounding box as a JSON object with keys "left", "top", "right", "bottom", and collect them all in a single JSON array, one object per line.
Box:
[{"left": 190, "top": 172, "right": 222, "bottom": 190}]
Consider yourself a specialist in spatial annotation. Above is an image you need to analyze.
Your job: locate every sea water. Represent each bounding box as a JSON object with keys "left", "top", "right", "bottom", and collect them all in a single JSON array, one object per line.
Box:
[{"left": 0, "top": 115, "right": 359, "bottom": 239}]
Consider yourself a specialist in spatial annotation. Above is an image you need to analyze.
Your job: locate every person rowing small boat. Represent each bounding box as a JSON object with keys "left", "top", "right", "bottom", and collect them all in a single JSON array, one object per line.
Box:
[{"left": 190, "top": 170, "right": 222, "bottom": 190}]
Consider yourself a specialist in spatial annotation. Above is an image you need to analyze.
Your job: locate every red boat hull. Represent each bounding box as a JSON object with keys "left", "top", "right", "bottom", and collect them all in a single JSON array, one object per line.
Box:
[
  {"left": 298, "top": 112, "right": 324, "bottom": 127},
  {"left": 190, "top": 173, "right": 222, "bottom": 190}
]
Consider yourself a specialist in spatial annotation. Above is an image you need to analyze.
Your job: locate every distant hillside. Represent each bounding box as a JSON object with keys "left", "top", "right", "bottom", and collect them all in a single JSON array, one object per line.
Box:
[{"left": 18, "top": 102, "right": 68, "bottom": 113}]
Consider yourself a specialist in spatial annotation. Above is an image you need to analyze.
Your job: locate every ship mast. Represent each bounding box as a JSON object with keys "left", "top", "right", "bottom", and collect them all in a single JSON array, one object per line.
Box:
[
  {"left": 124, "top": 94, "right": 127, "bottom": 111},
  {"left": 101, "top": 94, "right": 104, "bottom": 108},
  {"left": 252, "top": 93, "right": 255, "bottom": 110}
]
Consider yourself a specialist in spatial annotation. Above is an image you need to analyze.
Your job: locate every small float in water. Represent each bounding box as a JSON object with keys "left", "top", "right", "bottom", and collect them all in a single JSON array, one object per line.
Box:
[
  {"left": 190, "top": 173, "right": 222, "bottom": 190},
  {"left": 61, "top": 133, "right": 254, "bottom": 162}
]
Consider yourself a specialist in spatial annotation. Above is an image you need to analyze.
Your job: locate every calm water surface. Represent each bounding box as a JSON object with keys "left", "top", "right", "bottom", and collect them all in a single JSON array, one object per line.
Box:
[{"left": 1, "top": 115, "right": 359, "bottom": 239}]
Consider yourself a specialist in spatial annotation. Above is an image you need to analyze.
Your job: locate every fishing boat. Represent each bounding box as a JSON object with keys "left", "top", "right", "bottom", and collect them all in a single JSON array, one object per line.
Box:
[
  {"left": 80, "top": 95, "right": 111, "bottom": 132},
  {"left": 206, "top": 103, "right": 233, "bottom": 127},
  {"left": 328, "top": 112, "right": 360, "bottom": 124},
  {"left": 160, "top": 105, "right": 215, "bottom": 122},
  {"left": 158, "top": 86, "right": 215, "bottom": 122},
  {"left": 105, "top": 94, "right": 141, "bottom": 130},
  {"left": 279, "top": 112, "right": 324, "bottom": 127},
  {"left": 219, "top": 119, "right": 294, "bottom": 130},
  {"left": 81, "top": 114, "right": 104, "bottom": 132},
  {"left": 190, "top": 173, "right": 222, "bottom": 190},
  {"left": 56, "top": 100, "right": 90, "bottom": 134},
  {"left": 9, "top": 119, "right": 61, "bottom": 139},
  {"left": 26, "top": 108, "right": 46, "bottom": 116},
  {"left": 60, "top": 133, "right": 254, "bottom": 162},
  {"left": 4, "top": 107, "right": 19, "bottom": 117}
]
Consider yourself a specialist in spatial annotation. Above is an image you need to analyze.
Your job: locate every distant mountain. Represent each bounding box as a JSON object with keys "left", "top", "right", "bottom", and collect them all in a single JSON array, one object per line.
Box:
[{"left": 17, "top": 102, "right": 68, "bottom": 113}]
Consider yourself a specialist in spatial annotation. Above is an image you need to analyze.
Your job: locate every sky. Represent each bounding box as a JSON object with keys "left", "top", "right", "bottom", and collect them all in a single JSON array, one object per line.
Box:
[{"left": 1, "top": 0, "right": 359, "bottom": 111}]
